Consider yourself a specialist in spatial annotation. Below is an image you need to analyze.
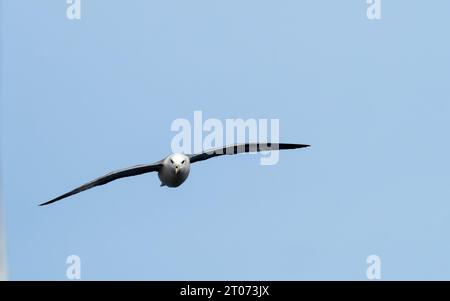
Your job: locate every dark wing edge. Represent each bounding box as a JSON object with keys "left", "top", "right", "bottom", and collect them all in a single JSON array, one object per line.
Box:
[
  {"left": 39, "top": 162, "right": 163, "bottom": 206},
  {"left": 188, "top": 143, "right": 310, "bottom": 164}
]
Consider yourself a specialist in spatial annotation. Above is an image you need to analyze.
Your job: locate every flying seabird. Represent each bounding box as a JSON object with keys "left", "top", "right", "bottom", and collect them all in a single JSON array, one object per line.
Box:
[{"left": 39, "top": 143, "right": 310, "bottom": 206}]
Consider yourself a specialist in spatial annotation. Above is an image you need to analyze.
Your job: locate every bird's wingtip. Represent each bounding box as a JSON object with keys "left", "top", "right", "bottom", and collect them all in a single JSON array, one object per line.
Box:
[
  {"left": 297, "top": 144, "right": 310, "bottom": 148},
  {"left": 39, "top": 199, "right": 56, "bottom": 206}
]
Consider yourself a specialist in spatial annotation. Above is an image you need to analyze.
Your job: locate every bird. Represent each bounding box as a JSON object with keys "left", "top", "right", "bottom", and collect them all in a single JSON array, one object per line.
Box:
[{"left": 39, "top": 143, "right": 310, "bottom": 206}]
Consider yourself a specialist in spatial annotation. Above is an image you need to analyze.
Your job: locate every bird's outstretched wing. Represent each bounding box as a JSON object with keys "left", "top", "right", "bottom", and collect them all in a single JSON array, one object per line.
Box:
[
  {"left": 39, "top": 162, "right": 163, "bottom": 206},
  {"left": 188, "top": 143, "right": 310, "bottom": 164}
]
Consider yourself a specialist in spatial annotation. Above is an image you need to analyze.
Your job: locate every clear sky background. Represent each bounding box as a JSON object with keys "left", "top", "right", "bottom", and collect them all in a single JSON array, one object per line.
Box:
[{"left": 1, "top": 1, "right": 450, "bottom": 280}]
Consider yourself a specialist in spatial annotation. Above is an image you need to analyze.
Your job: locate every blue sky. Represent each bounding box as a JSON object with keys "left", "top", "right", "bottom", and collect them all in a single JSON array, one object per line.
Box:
[{"left": 1, "top": 0, "right": 450, "bottom": 280}]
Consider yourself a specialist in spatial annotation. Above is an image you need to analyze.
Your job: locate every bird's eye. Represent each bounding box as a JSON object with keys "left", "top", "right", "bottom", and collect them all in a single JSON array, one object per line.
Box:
[
  {"left": 181, "top": 160, "right": 185, "bottom": 164},
  {"left": 170, "top": 159, "right": 174, "bottom": 164}
]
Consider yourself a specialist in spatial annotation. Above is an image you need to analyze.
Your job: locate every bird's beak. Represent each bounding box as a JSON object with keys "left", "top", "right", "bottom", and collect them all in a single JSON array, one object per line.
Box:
[{"left": 175, "top": 166, "right": 179, "bottom": 175}]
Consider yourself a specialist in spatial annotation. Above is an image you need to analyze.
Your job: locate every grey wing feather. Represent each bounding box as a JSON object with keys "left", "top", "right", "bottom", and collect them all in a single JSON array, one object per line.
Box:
[
  {"left": 188, "top": 143, "right": 310, "bottom": 164},
  {"left": 39, "top": 162, "right": 163, "bottom": 206}
]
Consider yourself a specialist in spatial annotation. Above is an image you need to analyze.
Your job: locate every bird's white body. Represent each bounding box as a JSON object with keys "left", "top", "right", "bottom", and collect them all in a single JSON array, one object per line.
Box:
[{"left": 158, "top": 153, "right": 191, "bottom": 187}]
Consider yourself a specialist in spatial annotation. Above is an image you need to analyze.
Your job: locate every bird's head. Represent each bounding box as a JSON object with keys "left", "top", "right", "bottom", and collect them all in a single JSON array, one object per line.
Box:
[{"left": 168, "top": 153, "right": 190, "bottom": 175}]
